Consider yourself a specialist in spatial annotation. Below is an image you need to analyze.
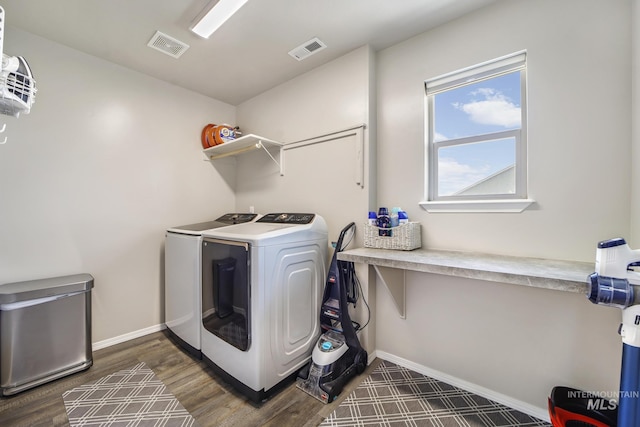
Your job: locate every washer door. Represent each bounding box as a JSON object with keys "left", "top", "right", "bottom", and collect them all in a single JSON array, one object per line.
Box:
[{"left": 202, "top": 238, "right": 250, "bottom": 351}]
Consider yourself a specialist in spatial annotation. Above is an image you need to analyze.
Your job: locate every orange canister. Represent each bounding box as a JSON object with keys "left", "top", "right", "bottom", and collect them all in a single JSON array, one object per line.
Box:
[
  {"left": 201, "top": 123, "right": 216, "bottom": 148},
  {"left": 212, "top": 124, "right": 237, "bottom": 146}
]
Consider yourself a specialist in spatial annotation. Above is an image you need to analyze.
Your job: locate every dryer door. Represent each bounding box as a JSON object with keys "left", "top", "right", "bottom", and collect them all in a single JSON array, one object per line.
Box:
[{"left": 202, "top": 238, "right": 251, "bottom": 351}]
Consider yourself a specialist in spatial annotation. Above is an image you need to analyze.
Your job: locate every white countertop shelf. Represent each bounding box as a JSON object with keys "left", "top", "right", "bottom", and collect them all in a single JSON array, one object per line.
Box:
[
  {"left": 203, "top": 134, "right": 283, "bottom": 160},
  {"left": 337, "top": 247, "right": 594, "bottom": 317}
]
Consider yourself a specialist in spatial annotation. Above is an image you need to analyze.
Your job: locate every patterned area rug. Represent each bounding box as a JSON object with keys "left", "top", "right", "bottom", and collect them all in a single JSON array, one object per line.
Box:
[
  {"left": 62, "top": 362, "right": 197, "bottom": 426},
  {"left": 321, "top": 360, "right": 550, "bottom": 427}
]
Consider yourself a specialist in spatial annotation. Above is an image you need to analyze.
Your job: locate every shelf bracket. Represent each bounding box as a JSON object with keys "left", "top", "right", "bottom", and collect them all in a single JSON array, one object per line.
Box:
[
  {"left": 373, "top": 265, "right": 406, "bottom": 318},
  {"left": 256, "top": 141, "right": 282, "bottom": 175}
]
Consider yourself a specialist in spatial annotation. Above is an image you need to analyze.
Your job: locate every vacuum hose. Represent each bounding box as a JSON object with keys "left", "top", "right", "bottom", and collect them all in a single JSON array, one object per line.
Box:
[{"left": 587, "top": 273, "right": 640, "bottom": 308}]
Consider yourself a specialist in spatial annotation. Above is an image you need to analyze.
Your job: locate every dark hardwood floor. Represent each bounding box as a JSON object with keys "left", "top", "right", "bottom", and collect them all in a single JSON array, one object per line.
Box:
[{"left": 0, "top": 331, "right": 379, "bottom": 426}]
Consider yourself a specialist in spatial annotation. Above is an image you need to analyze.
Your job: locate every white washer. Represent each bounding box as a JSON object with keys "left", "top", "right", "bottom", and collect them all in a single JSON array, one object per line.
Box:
[
  {"left": 200, "top": 213, "right": 328, "bottom": 402},
  {"left": 164, "top": 213, "right": 258, "bottom": 358}
]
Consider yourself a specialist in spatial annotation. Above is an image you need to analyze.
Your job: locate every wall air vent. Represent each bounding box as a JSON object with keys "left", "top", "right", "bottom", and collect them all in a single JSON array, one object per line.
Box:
[
  {"left": 147, "top": 31, "right": 190, "bottom": 59},
  {"left": 288, "top": 37, "right": 326, "bottom": 61}
]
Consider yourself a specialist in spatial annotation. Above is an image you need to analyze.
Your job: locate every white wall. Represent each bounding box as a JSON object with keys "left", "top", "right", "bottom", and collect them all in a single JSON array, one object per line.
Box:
[
  {"left": 375, "top": 0, "right": 632, "bottom": 414},
  {"left": 378, "top": 0, "right": 631, "bottom": 262},
  {"left": 0, "top": 28, "right": 236, "bottom": 342},
  {"left": 235, "top": 45, "right": 376, "bottom": 234}
]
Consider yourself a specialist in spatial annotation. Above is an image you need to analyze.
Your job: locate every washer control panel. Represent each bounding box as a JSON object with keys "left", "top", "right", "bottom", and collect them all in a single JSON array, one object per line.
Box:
[
  {"left": 216, "top": 213, "right": 258, "bottom": 224},
  {"left": 257, "top": 213, "right": 315, "bottom": 224}
]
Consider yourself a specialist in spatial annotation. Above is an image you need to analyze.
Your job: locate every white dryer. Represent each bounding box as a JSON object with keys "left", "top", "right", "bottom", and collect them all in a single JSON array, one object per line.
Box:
[
  {"left": 164, "top": 213, "right": 258, "bottom": 358},
  {"left": 200, "top": 213, "right": 328, "bottom": 402}
]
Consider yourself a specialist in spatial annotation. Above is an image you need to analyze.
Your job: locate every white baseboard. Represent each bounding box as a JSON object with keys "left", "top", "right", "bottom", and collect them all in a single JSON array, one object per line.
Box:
[
  {"left": 92, "top": 324, "right": 166, "bottom": 351},
  {"left": 375, "top": 350, "right": 550, "bottom": 423}
]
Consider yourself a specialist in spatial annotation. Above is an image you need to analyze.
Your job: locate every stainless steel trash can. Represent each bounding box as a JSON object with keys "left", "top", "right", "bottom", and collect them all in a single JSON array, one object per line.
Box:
[{"left": 0, "top": 274, "right": 93, "bottom": 396}]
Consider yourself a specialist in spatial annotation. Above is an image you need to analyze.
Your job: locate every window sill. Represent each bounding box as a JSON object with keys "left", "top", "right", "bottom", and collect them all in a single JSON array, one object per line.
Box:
[{"left": 419, "top": 199, "right": 535, "bottom": 213}]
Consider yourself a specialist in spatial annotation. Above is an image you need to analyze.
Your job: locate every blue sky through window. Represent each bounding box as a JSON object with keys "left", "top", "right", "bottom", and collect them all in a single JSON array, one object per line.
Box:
[{"left": 433, "top": 71, "right": 521, "bottom": 196}]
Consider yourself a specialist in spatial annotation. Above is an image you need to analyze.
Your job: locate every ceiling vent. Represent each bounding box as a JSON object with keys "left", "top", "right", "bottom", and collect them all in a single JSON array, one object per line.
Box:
[
  {"left": 147, "top": 31, "right": 190, "bottom": 59},
  {"left": 288, "top": 37, "right": 326, "bottom": 61}
]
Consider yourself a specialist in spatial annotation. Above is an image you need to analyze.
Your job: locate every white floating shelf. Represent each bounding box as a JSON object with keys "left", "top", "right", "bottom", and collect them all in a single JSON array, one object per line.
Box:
[{"left": 203, "top": 134, "right": 282, "bottom": 160}]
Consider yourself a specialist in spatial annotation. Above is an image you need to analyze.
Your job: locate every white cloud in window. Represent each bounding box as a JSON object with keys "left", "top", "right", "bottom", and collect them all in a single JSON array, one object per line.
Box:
[
  {"left": 438, "top": 157, "right": 490, "bottom": 195},
  {"left": 453, "top": 88, "right": 521, "bottom": 128}
]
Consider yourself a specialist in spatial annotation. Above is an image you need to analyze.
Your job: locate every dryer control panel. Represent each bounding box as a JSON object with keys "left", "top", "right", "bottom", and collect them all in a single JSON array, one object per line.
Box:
[{"left": 257, "top": 213, "right": 315, "bottom": 224}]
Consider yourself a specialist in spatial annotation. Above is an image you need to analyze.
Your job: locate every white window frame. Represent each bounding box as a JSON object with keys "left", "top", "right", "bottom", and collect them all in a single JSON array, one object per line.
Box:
[{"left": 420, "top": 51, "right": 534, "bottom": 213}]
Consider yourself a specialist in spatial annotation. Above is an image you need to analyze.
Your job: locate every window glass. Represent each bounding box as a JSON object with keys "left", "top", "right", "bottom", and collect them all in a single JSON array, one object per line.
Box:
[
  {"left": 433, "top": 72, "right": 522, "bottom": 142},
  {"left": 437, "top": 137, "right": 515, "bottom": 196},
  {"left": 425, "top": 52, "right": 527, "bottom": 203}
]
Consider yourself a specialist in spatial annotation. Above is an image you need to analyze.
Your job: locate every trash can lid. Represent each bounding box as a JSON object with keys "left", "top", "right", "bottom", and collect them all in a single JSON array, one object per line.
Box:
[{"left": 0, "top": 274, "right": 94, "bottom": 304}]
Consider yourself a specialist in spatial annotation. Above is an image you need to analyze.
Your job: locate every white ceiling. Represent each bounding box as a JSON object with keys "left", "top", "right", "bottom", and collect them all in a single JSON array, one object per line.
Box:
[{"left": 0, "top": 0, "right": 496, "bottom": 106}]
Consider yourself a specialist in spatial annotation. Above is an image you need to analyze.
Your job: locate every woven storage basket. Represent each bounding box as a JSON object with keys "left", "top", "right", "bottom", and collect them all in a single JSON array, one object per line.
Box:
[{"left": 364, "top": 222, "right": 421, "bottom": 251}]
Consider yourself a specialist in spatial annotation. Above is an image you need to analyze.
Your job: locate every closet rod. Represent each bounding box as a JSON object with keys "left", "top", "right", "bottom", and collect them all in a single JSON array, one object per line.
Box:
[
  {"left": 284, "top": 123, "right": 366, "bottom": 149},
  {"left": 279, "top": 124, "right": 366, "bottom": 188}
]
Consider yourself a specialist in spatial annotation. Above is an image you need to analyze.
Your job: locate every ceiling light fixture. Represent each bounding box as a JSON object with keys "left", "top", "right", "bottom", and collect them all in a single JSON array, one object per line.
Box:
[{"left": 190, "top": 0, "right": 249, "bottom": 39}]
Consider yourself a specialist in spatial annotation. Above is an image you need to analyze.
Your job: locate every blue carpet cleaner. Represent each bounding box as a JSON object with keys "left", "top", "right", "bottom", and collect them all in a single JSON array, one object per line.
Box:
[{"left": 296, "top": 222, "right": 369, "bottom": 403}]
